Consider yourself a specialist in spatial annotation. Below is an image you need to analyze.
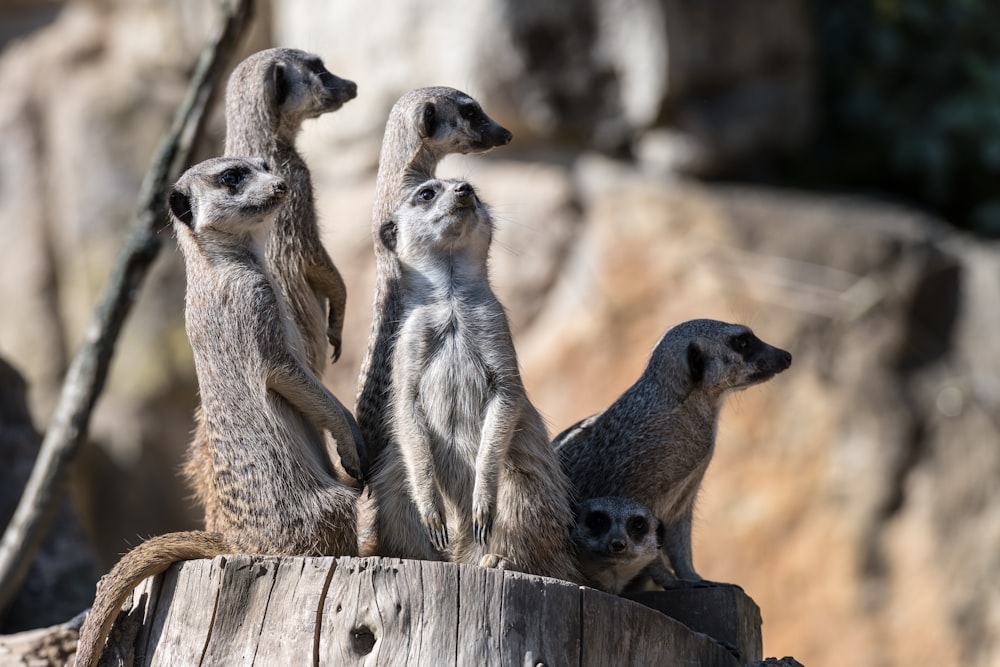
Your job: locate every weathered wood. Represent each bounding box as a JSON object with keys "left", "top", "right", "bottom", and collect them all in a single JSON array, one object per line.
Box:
[
  {"left": 625, "top": 585, "right": 763, "bottom": 663},
  {"left": 141, "top": 555, "right": 224, "bottom": 667},
  {"left": 99, "top": 557, "right": 748, "bottom": 667}
]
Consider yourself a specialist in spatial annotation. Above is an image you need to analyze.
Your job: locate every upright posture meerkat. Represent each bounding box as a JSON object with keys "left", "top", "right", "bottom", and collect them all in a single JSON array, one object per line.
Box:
[
  {"left": 355, "top": 87, "right": 512, "bottom": 469},
  {"left": 570, "top": 496, "right": 667, "bottom": 595},
  {"left": 186, "top": 48, "right": 362, "bottom": 510},
  {"left": 555, "top": 320, "right": 792, "bottom": 586},
  {"left": 75, "top": 158, "right": 361, "bottom": 667},
  {"left": 225, "top": 47, "right": 356, "bottom": 371},
  {"left": 360, "top": 178, "right": 578, "bottom": 581}
]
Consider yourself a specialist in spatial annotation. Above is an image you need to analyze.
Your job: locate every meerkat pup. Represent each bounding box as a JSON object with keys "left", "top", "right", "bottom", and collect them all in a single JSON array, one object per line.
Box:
[
  {"left": 571, "top": 497, "right": 668, "bottom": 595},
  {"left": 355, "top": 87, "right": 512, "bottom": 470},
  {"left": 75, "top": 157, "right": 362, "bottom": 667},
  {"left": 360, "top": 178, "right": 578, "bottom": 582},
  {"left": 556, "top": 320, "right": 792, "bottom": 586}
]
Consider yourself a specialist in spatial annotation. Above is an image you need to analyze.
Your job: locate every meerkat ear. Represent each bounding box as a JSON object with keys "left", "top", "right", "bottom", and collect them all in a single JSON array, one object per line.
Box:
[
  {"left": 379, "top": 218, "right": 398, "bottom": 252},
  {"left": 687, "top": 341, "right": 706, "bottom": 384},
  {"left": 655, "top": 520, "right": 665, "bottom": 549},
  {"left": 168, "top": 188, "right": 194, "bottom": 227},
  {"left": 418, "top": 102, "right": 437, "bottom": 138},
  {"left": 270, "top": 61, "right": 289, "bottom": 107}
]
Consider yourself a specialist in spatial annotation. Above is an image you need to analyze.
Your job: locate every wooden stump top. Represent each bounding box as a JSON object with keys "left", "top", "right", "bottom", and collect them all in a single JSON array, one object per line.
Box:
[{"left": 99, "top": 556, "right": 746, "bottom": 667}]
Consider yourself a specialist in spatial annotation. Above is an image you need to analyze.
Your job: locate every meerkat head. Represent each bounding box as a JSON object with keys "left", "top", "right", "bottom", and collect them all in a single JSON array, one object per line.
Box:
[
  {"left": 168, "top": 156, "right": 287, "bottom": 238},
  {"left": 572, "top": 496, "right": 664, "bottom": 568},
  {"left": 404, "top": 87, "right": 512, "bottom": 156},
  {"left": 652, "top": 319, "right": 792, "bottom": 397},
  {"left": 381, "top": 178, "right": 492, "bottom": 263},
  {"left": 227, "top": 48, "right": 357, "bottom": 138}
]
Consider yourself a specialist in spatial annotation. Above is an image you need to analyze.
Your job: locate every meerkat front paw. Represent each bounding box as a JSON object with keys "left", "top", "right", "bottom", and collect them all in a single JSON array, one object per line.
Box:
[
  {"left": 421, "top": 508, "right": 449, "bottom": 552},
  {"left": 472, "top": 502, "right": 494, "bottom": 546},
  {"left": 479, "top": 553, "right": 511, "bottom": 570},
  {"left": 327, "top": 328, "right": 342, "bottom": 362}
]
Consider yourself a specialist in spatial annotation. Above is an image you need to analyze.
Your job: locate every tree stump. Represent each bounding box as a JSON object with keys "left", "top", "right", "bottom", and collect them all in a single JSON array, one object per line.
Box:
[{"left": 96, "top": 556, "right": 757, "bottom": 666}]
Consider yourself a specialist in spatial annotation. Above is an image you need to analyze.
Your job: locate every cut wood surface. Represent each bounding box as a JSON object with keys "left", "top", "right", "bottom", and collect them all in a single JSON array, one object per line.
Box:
[{"left": 95, "top": 556, "right": 743, "bottom": 667}]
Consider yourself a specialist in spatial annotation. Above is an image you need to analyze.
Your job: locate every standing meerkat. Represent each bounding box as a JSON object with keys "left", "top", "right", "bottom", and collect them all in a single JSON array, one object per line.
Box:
[
  {"left": 186, "top": 48, "right": 362, "bottom": 509},
  {"left": 225, "top": 47, "right": 356, "bottom": 371},
  {"left": 359, "top": 178, "right": 578, "bottom": 581},
  {"left": 555, "top": 320, "right": 792, "bottom": 586},
  {"left": 570, "top": 496, "right": 668, "bottom": 595},
  {"left": 75, "top": 157, "right": 362, "bottom": 667},
  {"left": 355, "top": 87, "right": 512, "bottom": 469}
]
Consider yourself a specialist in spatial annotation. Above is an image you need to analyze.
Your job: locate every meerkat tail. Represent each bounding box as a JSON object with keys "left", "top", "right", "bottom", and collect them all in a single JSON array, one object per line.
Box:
[{"left": 75, "top": 531, "right": 231, "bottom": 667}]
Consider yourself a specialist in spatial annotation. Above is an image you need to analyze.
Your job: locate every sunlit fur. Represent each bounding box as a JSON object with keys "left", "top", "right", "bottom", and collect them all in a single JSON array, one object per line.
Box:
[
  {"left": 360, "top": 178, "right": 579, "bottom": 582},
  {"left": 356, "top": 87, "right": 512, "bottom": 482},
  {"left": 75, "top": 157, "right": 360, "bottom": 667}
]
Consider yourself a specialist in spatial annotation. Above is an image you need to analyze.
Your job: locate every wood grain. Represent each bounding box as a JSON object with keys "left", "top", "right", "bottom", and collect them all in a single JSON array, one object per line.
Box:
[{"left": 98, "top": 556, "right": 749, "bottom": 667}]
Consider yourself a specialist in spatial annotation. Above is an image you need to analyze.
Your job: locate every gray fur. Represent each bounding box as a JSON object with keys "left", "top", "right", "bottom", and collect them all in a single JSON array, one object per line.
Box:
[
  {"left": 555, "top": 319, "right": 792, "bottom": 585},
  {"left": 225, "top": 47, "right": 355, "bottom": 371},
  {"left": 571, "top": 496, "right": 667, "bottom": 595},
  {"left": 171, "top": 156, "right": 359, "bottom": 556},
  {"left": 183, "top": 48, "right": 364, "bottom": 497},
  {"left": 359, "top": 178, "right": 578, "bottom": 582},
  {"left": 356, "top": 87, "right": 511, "bottom": 473}
]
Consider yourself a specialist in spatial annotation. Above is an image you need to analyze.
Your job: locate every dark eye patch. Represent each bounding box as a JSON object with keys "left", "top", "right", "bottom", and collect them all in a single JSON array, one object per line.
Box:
[
  {"left": 584, "top": 511, "right": 611, "bottom": 536},
  {"left": 217, "top": 167, "right": 248, "bottom": 189},
  {"left": 305, "top": 58, "right": 327, "bottom": 75},
  {"left": 459, "top": 103, "right": 480, "bottom": 121},
  {"left": 729, "top": 332, "right": 753, "bottom": 352},
  {"left": 626, "top": 516, "right": 648, "bottom": 541}
]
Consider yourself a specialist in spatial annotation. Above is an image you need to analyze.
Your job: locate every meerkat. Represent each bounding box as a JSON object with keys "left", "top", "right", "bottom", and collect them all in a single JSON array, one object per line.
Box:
[
  {"left": 225, "top": 47, "right": 356, "bottom": 370},
  {"left": 185, "top": 48, "right": 362, "bottom": 506},
  {"left": 555, "top": 319, "right": 792, "bottom": 586},
  {"left": 355, "top": 87, "right": 512, "bottom": 471},
  {"left": 359, "top": 178, "right": 578, "bottom": 581},
  {"left": 75, "top": 157, "right": 362, "bottom": 667},
  {"left": 571, "top": 496, "right": 669, "bottom": 595}
]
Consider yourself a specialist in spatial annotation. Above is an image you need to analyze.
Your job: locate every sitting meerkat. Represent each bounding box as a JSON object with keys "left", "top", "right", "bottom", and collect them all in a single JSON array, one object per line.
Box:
[
  {"left": 571, "top": 496, "right": 668, "bottom": 595},
  {"left": 556, "top": 319, "right": 792, "bottom": 587},
  {"left": 362, "top": 178, "right": 579, "bottom": 582},
  {"left": 75, "top": 157, "right": 362, "bottom": 667},
  {"left": 356, "top": 87, "right": 512, "bottom": 475}
]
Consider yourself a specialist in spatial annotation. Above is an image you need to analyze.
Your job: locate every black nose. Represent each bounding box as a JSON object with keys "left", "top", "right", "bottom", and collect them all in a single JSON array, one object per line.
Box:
[
  {"left": 454, "top": 182, "right": 475, "bottom": 198},
  {"left": 779, "top": 349, "right": 792, "bottom": 369},
  {"left": 274, "top": 181, "right": 288, "bottom": 195},
  {"left": 500, "top": 128, "right": 512, "bottom": 145},
  {"left": 609, "top": 539, "right": 626, "bottom": 554}
]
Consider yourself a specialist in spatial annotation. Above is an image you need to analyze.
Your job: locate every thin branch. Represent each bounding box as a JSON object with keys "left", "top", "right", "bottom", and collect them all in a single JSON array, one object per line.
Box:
[{"left": 0, "top": 0, "right": 256, "bottom": 617}]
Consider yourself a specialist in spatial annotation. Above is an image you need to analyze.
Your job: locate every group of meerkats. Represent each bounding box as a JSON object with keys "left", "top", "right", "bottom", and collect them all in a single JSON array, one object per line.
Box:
[{"left": 74, "top": 48, "right": 793, "bottom": 666}]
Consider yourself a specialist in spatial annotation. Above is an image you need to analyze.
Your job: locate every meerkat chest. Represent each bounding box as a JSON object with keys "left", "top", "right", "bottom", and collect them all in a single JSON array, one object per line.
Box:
[{"left": 404, "top": 299, "right": 498, "bottom": 447}]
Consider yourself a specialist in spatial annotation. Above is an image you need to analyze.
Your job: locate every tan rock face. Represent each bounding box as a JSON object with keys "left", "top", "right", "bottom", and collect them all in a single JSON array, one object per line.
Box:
[{"left": 0, "top": 2, "right": 997, "bottom": 666}]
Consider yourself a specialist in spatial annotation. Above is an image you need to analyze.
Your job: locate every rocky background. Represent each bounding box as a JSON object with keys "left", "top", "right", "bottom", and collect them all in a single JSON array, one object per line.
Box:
[{"left": 1, "top": 1, "right": 998, "bottom": 665}]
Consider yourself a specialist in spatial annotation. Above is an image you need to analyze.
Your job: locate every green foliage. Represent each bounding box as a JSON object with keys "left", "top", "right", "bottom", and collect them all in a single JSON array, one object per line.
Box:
[{"left": 806, "top": 0, "right": 1000, "bottom": 235}]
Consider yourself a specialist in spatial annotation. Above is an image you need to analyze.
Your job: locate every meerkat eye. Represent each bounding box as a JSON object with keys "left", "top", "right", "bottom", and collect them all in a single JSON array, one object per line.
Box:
[
  {"left": 584, "top": 511, "right": 610, "bottom": 536},
  {"left": 459, "top": 103, "right": 479, "bottom": 121},
  {"left": 218, "top": 168, "right": 246, "bottom": 188},
  {"left": 626, "top": 516, "right": 649, "bottom": 540},
  {"left": 417, "top": 187, "right": 437, "bottom": 202},
  {"left": 731, "top": 332, "right": 752, "bottom": 351}
]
